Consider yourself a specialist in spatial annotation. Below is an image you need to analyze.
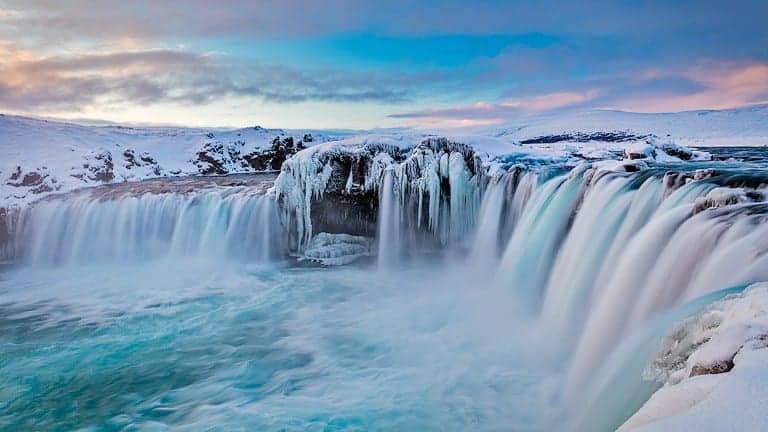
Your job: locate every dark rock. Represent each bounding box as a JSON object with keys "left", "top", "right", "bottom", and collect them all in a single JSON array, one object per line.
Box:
[
  {"left": 242, "top": 136, "right": 303, "bottom": 171},
  {"left": 195, "top": 150, "right": 229, "bottom": 175},
  {"left": 690, "top": 357, "right": 735, "bottom": 377},
  {"left": 6, "top": 167, "right": 55, "bottom": 191},
  {"left": 660, "top": 143, "right": 693, "bottom": 160},
  {"left": 84, "top": 151, "right": 115, "bottom": 182},
  {"left": 8, "top": 166, "right": 21, "bottom": 181},
  {"left": 123, "top": 149, "right": 140, "bottom": 168},
  {"left": 621, "top": 162, "right": 643, "bottom": 172},
  {"left": 140, "top": 152, "right": 157, "bottom": 165},
  {"left": 20, "top": 172, "right": 44, "bottom": 186},
  {"left": 520, "top": 131, "right": 648, "bottom": 145}
]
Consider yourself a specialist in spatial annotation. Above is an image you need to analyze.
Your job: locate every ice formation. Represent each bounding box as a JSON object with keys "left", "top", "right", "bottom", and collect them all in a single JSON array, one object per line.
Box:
[
  {"left": 274, "top": 137, "right": 487, "bottom": 257},
  {"left": 299, "top": 232, "right": 372, "bottom": 266}
]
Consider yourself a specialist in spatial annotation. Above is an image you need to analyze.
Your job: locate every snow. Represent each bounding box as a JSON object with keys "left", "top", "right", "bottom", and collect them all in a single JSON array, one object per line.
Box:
[
  {"left": 623, "top": 142, "right": 658, "bottom": 160},
  {"left": 620, "top": 284, "right": 768, "bottom": 431},
  {"left": 0, "top": 114, "right": 336, "bottom": 208},
  {"left": 490, "top": 104, "right": 768, "bottom": 148},
  {"left": 693, "top": 187, "right": 765, "bottom": 213}
]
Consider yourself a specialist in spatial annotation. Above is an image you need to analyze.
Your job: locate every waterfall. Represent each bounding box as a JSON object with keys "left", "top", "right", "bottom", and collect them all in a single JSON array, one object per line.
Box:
[
  {"left": 493, "top": 166, "right": 588, "bottom": 309},
  {"left": 16, "top": 186, "right": 286, "bottom": 266},
  {"left": 468, "top": 170, "right": 539, "bottom": 268},
  {"left": 346, "top": 155, "right": 768, "bottom": 426},
  {"left": 540, "top": 172, "right": 640, "bottom": 334},
  {"left": 460, "top": 163, "right": 768, "bottom": 416},
  {"left": 377, "top": 167, "right": 402, "bottom": 269}
]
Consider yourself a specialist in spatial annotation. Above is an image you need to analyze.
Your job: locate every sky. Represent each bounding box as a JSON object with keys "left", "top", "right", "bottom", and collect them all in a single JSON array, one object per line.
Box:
[{"left": 0, "top": 0, "right": 766, "bottom": 129}]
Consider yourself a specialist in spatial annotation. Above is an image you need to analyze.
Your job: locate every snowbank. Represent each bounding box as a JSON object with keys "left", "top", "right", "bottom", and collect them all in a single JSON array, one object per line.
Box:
[{"left": 620, "top": 284, "right": 768, "bottom": 431}]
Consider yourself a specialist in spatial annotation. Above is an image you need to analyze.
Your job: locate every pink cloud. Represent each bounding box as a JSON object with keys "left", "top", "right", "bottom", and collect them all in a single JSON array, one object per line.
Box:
[
  {"left": 390, "top": 90, "right": 600, "bottom": 128},
  {"left": 499, "top": 91, "right": 599, "bottom": 111},
  {"left": 610, "top": 62, "right": 768, "bottom": 112}
]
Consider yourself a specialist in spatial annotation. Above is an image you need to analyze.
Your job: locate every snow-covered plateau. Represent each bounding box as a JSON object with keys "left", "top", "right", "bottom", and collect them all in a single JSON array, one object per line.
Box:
[{"left": 2, "top": 105, "right": 768, "bottom": 431}]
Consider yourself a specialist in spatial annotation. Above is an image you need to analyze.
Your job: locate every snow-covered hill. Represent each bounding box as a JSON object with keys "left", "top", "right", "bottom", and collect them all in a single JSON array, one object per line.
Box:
[
  {"left": 0, "top": 114, "right": 337, "bottom": 207},
  {"left": 490, "top": 104, "right": 768, "bottom": 148}
]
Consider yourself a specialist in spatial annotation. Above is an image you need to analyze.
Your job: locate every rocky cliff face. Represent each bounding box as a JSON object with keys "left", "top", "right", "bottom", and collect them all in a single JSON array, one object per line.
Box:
[{"left": 274, "top": 137, "right": 487, "bottom": 253}]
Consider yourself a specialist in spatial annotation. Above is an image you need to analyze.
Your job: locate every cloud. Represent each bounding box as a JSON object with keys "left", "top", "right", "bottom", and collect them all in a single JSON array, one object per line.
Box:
[
  {"left": 0, "top": 42, "right": 415, "bottom": 113},
  {"left": 390, "top": 90, "right": 599, "bottom": 127},
  {"left": 1, "top": 0, "right": 766, "bottom": 128},
  {"left": 3, "top": 0, "right": 766, "bottom": 49},
  {"left": 389, "top": 61, "right": 768, "bottom": 127},
  {"left": 603, "top": 62, "right": 768, "bottom": 112}
]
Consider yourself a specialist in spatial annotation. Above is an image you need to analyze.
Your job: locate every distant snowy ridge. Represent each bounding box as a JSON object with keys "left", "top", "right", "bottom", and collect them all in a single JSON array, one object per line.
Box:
[{"left": 490, "top": 104, "right": 768, "bottom": 148}]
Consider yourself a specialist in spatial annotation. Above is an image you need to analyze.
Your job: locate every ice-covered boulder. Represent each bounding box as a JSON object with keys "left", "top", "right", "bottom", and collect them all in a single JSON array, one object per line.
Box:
[
  {"left": 620, "top": 285, "right": 768, "bottom": 431},
  {"left": 274, "top": 138, "right": 406, "bottom": 249},
  {"left": 623, "top": 138, "right": 711, "bottom": 162},
  {"left": 693, "top": 187, "right": 765, "bottom": 213},
  {"left": 299, "top": 232, "right": 373, "bottom": 266},
  {"left": 623, "top": 142, "right": 658, "bottom": 160}
]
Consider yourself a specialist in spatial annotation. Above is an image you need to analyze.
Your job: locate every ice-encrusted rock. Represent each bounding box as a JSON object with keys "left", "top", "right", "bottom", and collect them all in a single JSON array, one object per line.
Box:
[
  {"left": 693, "top": 187, "right": 765, "bottom": 213},
  {"left": 624, "top": 142, "right": 658, "bottom": 160},
  {"left": 274, "top": 136, "right": 486, "bottom": 251},
  {"left": 274, "top": 140, "right": 391, "bottom": 249},
  {"left": 622, "top": 138, "right": 711, "bottom": 162},
  {"left": 299, "top": 232, "right": 373, "bottom": 266},
  {"left": 620, "top": 285, "right": 768, "bottom": 431}
]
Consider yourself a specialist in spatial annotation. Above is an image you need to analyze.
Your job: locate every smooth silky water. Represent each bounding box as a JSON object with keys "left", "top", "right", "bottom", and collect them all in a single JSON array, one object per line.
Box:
[{"left": 4, "top": 151, "right": 768, "bottom": 431}]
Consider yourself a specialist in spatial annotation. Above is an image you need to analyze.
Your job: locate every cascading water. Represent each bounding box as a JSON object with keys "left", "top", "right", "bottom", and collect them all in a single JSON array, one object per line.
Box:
[
  {"left": 461, "top": 163, "right": 768, "bottom": 424},
  {"left": 377, "top": 167, "right": 402, "bottom": 269},
  {"left": 468, "top": 169, "right": 538, "bottom": 268},
  {"left": 492, "top": 166, "right": 588, "bottom": 309},
  {"left": 15, "top": 185, "right": 285, "bottom": 265}
]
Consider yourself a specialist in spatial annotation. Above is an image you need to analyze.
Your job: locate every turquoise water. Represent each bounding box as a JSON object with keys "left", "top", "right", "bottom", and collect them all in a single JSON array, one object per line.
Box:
[{"left": 0, "top": 260, "right": 560, "bottom": 431}]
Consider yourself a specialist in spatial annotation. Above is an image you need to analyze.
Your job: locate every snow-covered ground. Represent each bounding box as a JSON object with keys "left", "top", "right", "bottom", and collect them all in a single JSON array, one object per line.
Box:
[
  {"left": 0, "top": 114, "right": 336, "bottom": 207},
  {"left": 488, "top": 104, "right": 768, "bottom": 148}
]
